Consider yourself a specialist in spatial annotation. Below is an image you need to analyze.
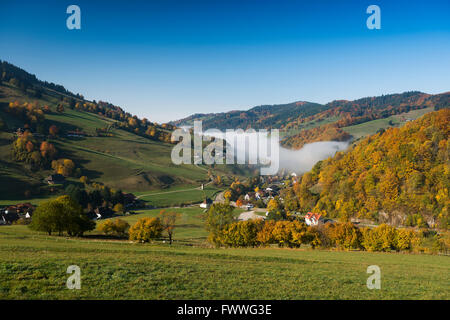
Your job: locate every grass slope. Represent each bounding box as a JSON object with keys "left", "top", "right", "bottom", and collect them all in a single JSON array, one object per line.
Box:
[{"left": 342, "top": 107, "right": 435, "bottom": 139}]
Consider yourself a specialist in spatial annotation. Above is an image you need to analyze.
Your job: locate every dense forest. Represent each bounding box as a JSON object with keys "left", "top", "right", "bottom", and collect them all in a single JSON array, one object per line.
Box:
[
  {"left": 281, "top": 109, "right": 449, "bottom": 229},
  {"left": 171, "top": 101, "right": 329, "bottom": 130}
]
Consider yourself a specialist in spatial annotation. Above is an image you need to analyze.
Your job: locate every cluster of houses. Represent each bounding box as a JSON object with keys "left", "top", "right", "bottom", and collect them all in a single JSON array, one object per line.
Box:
[
  {"left": 0, "top": 203, "right": 35, "bottom": 225},
  {"left": 243, "top": 185, "right": 281, "bottom": 204}
]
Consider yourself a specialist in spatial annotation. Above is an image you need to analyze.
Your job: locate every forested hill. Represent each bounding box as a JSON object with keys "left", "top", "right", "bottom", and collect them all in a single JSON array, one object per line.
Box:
[
  {"left": 284, "top": 108, "right": 449, "bottom": 229},
  {"left": 171, "top": 101, "right": 328, "bottom": 130},
  {"left": 174, "top": 91, "right": 449, "bottom": 149}
]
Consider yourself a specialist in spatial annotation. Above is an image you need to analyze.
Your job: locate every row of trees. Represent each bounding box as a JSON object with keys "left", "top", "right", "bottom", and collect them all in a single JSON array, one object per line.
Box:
[
  {"left": 70, "top": 100, "right": 175, "bottom": 143},
  {"left": 205, "top": 203, "right": 419, "bottom": 251},
  {"left": 97, "top": 210, "right": 180, "bottom": 244},
  {"left": 65, "top": 184, "right": 126, "bottom": 211}
]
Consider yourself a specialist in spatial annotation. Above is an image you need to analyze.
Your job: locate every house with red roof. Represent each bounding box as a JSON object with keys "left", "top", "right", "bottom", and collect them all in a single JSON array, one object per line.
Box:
[{"left": 304, "top": 212, "right": 322, "bottom": 226}]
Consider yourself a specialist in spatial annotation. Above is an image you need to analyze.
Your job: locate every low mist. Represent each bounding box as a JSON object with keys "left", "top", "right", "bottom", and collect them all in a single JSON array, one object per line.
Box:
[
  {"left": 279, "top": 141, "right": 349, "bottom": 174},
  {"left": 203, "top": 129, "right": 350, "bottom": 175}
]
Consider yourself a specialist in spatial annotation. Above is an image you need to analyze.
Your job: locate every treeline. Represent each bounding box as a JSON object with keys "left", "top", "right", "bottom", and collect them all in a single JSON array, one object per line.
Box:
[
  {"left": 282, "top": 109, "right": 449, "bottom": 229},
  {"left": 1, "top": 60, "right": 75, "bottom": 97},
  {"left": 205, "top": 204, "right": 424, "bottom": 252},
  {"left": 71, "top": 100, "right": 176, "bottom": 143},
  {"left": 174, "top": 102, "right": 329, "bottom": 131},
  {"left": 2, "top": 60, "right": 176, "bottom": 144},
  {"left": 65, "top": 183, "right": 128, "bottom": 212}
]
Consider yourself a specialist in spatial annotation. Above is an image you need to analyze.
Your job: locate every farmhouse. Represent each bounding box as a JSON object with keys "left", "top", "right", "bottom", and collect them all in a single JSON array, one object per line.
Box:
[
  {"left": 200, "top": 197, "right": 213, "bottom": 209},
  {"left": 304, "top": 212, "right": 322, "bottom": 226}
]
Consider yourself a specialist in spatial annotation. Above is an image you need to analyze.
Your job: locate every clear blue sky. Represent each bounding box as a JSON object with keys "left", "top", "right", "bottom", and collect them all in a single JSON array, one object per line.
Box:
[{"left": 1, "top": 0, "right": 449, "bottom": 123}]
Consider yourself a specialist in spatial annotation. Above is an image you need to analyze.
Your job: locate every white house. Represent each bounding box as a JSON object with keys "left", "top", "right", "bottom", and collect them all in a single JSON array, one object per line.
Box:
[
  {"left": 304, "top": 212, "right": 322, "bottom": 226},
  {"left": 200, "top": 198, "right": 213, "bottom": 209}
]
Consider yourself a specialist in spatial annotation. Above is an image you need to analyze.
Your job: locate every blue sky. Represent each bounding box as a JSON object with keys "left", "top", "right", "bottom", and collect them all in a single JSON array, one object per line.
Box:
[{"left": 0, "top": 0, "right": 449, "bottom": 123}]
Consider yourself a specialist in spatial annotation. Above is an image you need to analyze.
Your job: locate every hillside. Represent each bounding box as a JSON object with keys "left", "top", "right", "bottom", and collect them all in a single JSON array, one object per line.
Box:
[
  {"left": 282, "top": 91, "right": 449, "bottom": 149},
  {"left": 171, "top": 101, "right": 329, "bottom": 130},
  {"left": 175, "top": 91, "right": 449, "bottom": 148},
  {"left": 0, "top": 61, "right": 242, "bottom": 203},
  {"left": 284, "top": 109, "right": 449, "bottom": 229}
]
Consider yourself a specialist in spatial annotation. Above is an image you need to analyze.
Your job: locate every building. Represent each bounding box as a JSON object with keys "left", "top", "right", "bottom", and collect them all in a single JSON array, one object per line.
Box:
[
  {"left": 200, "top": 197, "right": 213, "bottom": 209},
  {"left": 304, "top": 212, "right": 322, "bottom": 226}
]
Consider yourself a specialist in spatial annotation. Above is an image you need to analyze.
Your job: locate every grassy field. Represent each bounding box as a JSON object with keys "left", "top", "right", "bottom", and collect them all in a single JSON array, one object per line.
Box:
[
  {"left": 135, "top": 184, "right": 223, "bottom": 208},
  {"left": 0, "top": 221, "right": 448, "bottom": 299}
]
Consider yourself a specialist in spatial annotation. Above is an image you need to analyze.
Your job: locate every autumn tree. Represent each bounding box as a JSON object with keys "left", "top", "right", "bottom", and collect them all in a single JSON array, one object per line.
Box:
[
  {"left": 129, "top": 217, "right": 163, "bottom": 243},
  {"left": 49, "top": 124, "right": 59, "bottom": 136},
  {"left": 159, "top": 210, "right": 181, "bottom": 245},
  {"left": 205, "top": 203, "right": 235, "bottom": 246},
  {"left": 29, "top": 196, "right": 94, "bottom": 236},
  {"left": 97, "top": 218, "right": 130, "bottom": 238}
]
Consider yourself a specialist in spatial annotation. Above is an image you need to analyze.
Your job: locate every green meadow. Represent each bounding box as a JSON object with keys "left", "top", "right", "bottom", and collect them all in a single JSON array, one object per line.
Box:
[
  {"left": 0, "top": 206, "right": 449, "bottom": 300},
  {"left": 342, "top": 107, "right": 435, "bottom": 139}
]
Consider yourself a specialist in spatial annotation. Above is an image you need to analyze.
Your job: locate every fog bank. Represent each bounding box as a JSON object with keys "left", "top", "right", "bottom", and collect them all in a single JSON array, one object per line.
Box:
[
  {"left": 203, "top": 129, "right": 349, "bottom": 174},
  {"left": 279, "top": 141, "right": 349, "bottom": 174}
]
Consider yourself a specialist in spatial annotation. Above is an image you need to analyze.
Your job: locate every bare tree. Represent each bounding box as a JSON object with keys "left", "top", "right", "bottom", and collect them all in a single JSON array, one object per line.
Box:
[{"left": 159, "top": 210, "right": 180, "bottom": 245}]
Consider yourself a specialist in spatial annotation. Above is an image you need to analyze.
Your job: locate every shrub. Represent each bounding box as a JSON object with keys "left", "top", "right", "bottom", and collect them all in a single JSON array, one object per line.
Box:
[
  {"left": 257, "top": 220, "right": 311, "bottom": 248},
  {"left": 113, "top": 203, "right": 124, "bottom": 213},
  {"left": 361, "top": 224, "right": 398, "bottom": 252},
  {"left": 396, "top": 228, "right": 418, "bottom": 251},
  {"left": 327, "top": 222, "right": 362, "bottom": 250},
  {"left": 221, "top": 220, "right": 263, "bottom": 247},
  {"left": 97, "top": 218, "right": 130, "bottom": 237},
  {"left": 129, "top": 217, "right": 163, "bottom": 243},
  {"left": 13, "top": 218, "right": 31, "bottom": 225},
  {"left": 257, "top": 220, "right": 277, "bottom": 245}
]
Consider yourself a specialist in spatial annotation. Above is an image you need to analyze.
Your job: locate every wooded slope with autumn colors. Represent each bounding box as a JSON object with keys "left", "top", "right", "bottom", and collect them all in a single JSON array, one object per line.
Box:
[{"left": 282, "top": 109, "right": 449, "bottom": 229}]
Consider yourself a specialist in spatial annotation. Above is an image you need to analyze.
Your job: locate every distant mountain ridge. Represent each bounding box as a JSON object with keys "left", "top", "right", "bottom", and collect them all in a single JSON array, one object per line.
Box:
[
  {"left": 173, "top": 91, "right": 449, "bottom": 149},
  {"left": 171, "top": 100, "right": 328, "bottom": 130},
  {"left": 174, "top": 91, "right": 449, "bottom": 129}
]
